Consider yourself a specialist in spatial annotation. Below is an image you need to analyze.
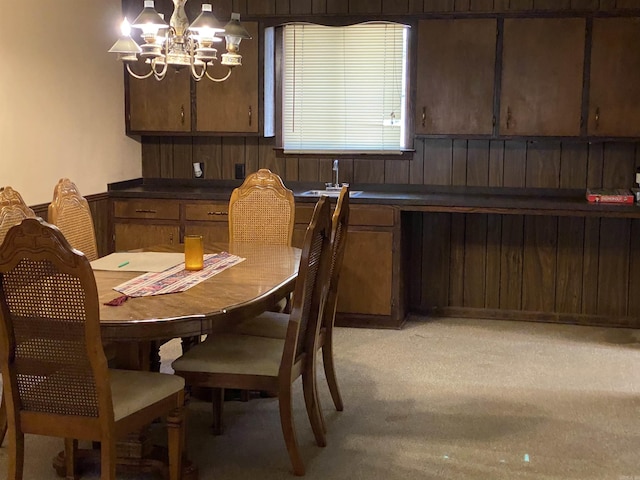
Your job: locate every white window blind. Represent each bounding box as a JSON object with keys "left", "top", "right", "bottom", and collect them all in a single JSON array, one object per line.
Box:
[{"left": 283, "top": 23, "right": 408, "bottom": 153}]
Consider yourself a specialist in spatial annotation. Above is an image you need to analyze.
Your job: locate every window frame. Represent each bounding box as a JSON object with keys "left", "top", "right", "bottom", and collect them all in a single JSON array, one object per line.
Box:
[{"left": 266, "top": 20, "right": 416, "bottom": 160}]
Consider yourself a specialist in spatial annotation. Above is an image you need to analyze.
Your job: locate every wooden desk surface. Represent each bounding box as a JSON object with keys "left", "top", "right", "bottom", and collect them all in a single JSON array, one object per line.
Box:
[{"left": 96, "top": 242, "right": 300, "bottom": 342}]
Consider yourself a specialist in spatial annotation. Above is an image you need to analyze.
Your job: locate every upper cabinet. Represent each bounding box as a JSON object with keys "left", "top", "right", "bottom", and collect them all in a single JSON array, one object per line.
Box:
[
  {"left": 124, "top": 15, "right": 259, "bottom": 135},
  {"left": 588, "top": 17, "right": 640, "bottom": 137},
  {"left": 196, "top": 22, "right": 259, "bottom": 133},
  {"left": 127, "top": 64, "right": 192, "bottom": 133},
  {"left": 415, "top": 19, "right": 497, "bottom": 136},
  {"left": 499, "top": 18, "right": 586, "bottom": 137}
]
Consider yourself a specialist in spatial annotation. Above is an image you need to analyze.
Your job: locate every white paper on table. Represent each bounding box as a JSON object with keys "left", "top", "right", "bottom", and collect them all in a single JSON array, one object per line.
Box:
[{"left": 90, "top": 252, "right": 185, "bottom": 272}]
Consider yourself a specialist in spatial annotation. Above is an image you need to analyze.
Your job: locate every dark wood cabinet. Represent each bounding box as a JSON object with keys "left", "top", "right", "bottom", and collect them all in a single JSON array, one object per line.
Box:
[
  {"left": 124, "top": 18, "right": 259, "bottom": 135},
  {"left": 183, "top": 202, "right": 230, "bottom": 242},
  {"left": 112, "top": 199, "right": 181, "bottom": 251},
  {"left": 415, "top": 19, "right": 497, "bottom": 136},
  {"left": 127, "top": 68, "right": 192, "bottom": 133},
  {"left": 293, "top": 203, "right": 403, "bottom": 327},
  {"left": 499, "top": 18, "right": 585, "bottom": 137},
  {"left": 196, "top": 22, "right": 260, "bottom": 133},
  {"left": 588, "top": 17, "right": 640, "bottom": 137}
]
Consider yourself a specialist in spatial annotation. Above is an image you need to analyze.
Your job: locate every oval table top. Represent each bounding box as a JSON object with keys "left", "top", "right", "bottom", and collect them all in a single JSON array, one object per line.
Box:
[{"left": 95, "top": 242, "right": 300, "bottom": 342}]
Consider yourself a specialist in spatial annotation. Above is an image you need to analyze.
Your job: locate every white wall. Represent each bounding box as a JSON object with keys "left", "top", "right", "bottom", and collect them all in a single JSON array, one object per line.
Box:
[{"left": 0, "top": 0, "right": 141, "bottom": 205}]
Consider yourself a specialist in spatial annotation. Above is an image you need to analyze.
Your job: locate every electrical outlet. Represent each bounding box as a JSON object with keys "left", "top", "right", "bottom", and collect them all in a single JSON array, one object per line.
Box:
[
  {"left": 193, "top": 162, "right": 204, "bottom": 179},
  {"left": 235, "top": 163, "right": 245, "bottom": 179}
]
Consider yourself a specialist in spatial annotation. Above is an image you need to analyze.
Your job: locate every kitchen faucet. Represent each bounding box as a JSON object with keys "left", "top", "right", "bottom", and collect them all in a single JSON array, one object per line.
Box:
[{"left": 326, "top": 159, "right": 342, "bottom": 190}]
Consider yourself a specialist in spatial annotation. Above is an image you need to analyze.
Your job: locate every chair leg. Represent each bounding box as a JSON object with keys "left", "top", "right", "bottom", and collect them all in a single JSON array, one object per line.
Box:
[
  {"left": 302, "top": 365, "right": 327, "bottom": 446},
  {"left": 0, "top": 391, "right": 7, "bottom": 446},
  {"left": 8, "top": 428, "right": 24, "bottom": 480},
  {"left": 166, "top": 404, "right": 185, "bottom": 480},
  {"left": 278, "top": 385, "right": 305, "bottom": 476},
  {"left": 322, "top": 335, "right": 344, "bottom": 411},
  {"left": 211, "top": 387, "right": 224, "bottom": 435},
  {"left": 64, "top": 438, "right": 78, "bottom": 480},
  {"left": 100, "top": 438, "right": 116, "bottom": 480}
]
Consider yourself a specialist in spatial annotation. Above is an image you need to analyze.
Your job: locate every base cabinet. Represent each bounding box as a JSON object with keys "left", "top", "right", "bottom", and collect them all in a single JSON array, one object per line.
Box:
[
  {"left": 294, "top": 203, "right": 403, "bottom": 328},
  {"left": 111, "top": 196, "right": 404, "bottom": 328},
  {"left": 112, "top": 199, "right": 180, "bottom": 251}
]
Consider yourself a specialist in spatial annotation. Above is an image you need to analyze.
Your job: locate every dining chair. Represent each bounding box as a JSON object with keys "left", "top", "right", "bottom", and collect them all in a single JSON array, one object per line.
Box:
[
  {"left": 0, "top": 218, "right": 186, "bottom": 480},
  {"left": 0, "top": 187, "right": 36, "bottom": 244},
  {"left": 234, "top": 186, "right": 350, "bottom": 416},
  {"left": 229, "top": 168, "right": 295, "bottom": 316},
  {"left": 228, "top": 168, "right": 295, "bottom": 245},
  {"left": 172, "top": 196, "right": 333, "bottom": 476},
  {"left": 0, "top": 186, "right": 37, "bottom": 446},
  {"left": 48, "top": 178, "right": 99, "bottom": 261}
]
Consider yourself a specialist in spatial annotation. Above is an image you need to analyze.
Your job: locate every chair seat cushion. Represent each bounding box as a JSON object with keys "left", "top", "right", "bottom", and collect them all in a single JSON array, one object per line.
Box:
[
  {"left": 232, "top": 311, "right": 289, "bottom": 339},
  {"left": 110, "top": 369, "right": 184, "bottom": 421},
  {"left": 171, "top": 333, "right": 285, "bottom": 377}
]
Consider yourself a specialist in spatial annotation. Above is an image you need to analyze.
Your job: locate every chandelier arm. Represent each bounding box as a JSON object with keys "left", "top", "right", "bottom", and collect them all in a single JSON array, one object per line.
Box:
[
  {"left": 190, "top": 62, "right": 206, "bottom": 82},
  {"left": 126, "top": 64, "right": 156, "bottom": 80},
  {"left": 204, "top": 67, "right": 233, "bottom": 83},
  {"left": 151, "top": 58, "right": 169, "bottom": 80}
]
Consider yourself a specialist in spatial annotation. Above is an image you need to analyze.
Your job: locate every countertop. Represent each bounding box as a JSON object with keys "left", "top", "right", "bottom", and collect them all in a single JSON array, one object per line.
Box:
[{"left": 108, "top": 178, "right": 640, "bottom": 218}]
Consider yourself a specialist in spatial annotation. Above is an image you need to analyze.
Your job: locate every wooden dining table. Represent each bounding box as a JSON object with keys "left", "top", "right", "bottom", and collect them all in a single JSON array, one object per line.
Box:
[
  {"left": 47, "top": 241, "right": 300, "bottom": 479},
  {"left": 95, "top": 241, "right": 301, "bottom": 368}
]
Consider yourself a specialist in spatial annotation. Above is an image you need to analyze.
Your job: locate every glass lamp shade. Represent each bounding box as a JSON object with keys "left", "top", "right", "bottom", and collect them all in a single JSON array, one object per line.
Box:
[
  {"left": 108, "top": 36, "right": 142, "bottom": 56},
  {"left": 188, "top": 4, "right": 224, "bottom": 36},
  {"left": 131, "top": 0, "right": 167, "bottom": 36},
  {"left": 222, "top": 13, "right": 252, "bottom": 41}
]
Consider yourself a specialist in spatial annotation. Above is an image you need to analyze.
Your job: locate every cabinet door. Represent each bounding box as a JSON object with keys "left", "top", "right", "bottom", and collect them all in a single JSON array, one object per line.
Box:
[
  {"left": 500, "top": 18, "right": 585, "bottom": 136},
  {"left": 196, "top": 22, "right": 259, "bottom": 133},
  {"left": 127, "top": 65, "right": 192, "bottom": 133},
  {"left": 338, "top": 229, "right": 393, "bottom": 316},
  {"left": 588, "top": 18, "right": 640, "bottom": 137},
  {"left": 415, "top": 19, "right": 497, "bottom": 135},
  {"left": 114, "top": 223, "right": 180, "bottom": 251}
]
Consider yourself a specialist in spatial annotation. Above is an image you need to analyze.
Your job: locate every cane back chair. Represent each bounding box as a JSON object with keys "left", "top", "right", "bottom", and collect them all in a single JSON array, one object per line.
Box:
[
  {"left": 48, "top": 178, "right": 99, "bottom": 261},
  {"left": 234, "top": 186, "right": 350, "bottom": 416},
  {"left": 228, "top": 168, "right": 295, "bottom": 245},
  {"left": 172, "top": 196, "right": 333, "bottom": 476},
  {"left": 0, "top": 218, "right": 186, "bottom": 480}
]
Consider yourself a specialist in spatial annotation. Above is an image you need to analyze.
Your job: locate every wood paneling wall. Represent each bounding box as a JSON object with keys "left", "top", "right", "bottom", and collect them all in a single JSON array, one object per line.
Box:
[{"left": 138, "top": 0, "right": 640, "bottom": 326}]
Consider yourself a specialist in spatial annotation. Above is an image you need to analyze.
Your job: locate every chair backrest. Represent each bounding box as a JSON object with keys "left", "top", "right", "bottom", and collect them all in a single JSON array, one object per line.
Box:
[
  {"left": 228, "top": 168, "right": 295, "bottom": 245},
  {"left": 0, "top": 218, "right": 111, "bottom": 427},
  {"left": 283, "top": 196, "right": 332, "bottom": 368},
  {"left": 0, "top": 186, "right": 37, "bottom": 245},
  {"left": 48, "top": 178, "right": 99, "bottom": 261},
  {"left": 322, "top": 186, "right": 350, "bottom": 331}
]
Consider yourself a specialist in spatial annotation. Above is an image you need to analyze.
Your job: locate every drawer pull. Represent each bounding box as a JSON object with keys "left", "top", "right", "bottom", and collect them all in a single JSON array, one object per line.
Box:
[
  {"left": 135, "top": 209, "right": 157, "bottom": 214},
  {"left": 207, "top": 211, "right": 228, "bottom": 216}
]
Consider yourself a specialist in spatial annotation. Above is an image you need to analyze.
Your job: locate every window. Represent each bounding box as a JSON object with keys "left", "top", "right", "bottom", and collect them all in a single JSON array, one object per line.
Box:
[{"left": 281, "top": 23, "right": 409, "bottom": 154}]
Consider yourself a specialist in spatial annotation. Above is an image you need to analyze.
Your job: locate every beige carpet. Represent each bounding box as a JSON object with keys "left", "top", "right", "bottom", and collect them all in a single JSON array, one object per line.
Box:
[{"left": 1, "top": 316, "right": 639, "bottom": 479}]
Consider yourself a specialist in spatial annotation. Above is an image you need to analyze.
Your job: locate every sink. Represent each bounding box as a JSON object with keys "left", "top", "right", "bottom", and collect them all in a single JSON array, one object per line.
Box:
[{"left": 300, "top": 190, "right": 363, "bottom": 198}]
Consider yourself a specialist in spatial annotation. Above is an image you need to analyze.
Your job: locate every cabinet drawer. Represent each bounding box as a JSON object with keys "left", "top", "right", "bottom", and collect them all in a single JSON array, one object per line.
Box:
[
  {"left": 114, "top": 200, "right": 179, "bottom": 220},
  {"left": 185, "top": 203, "right": 229, "bottom": 222},
  {"left": 295, "top": 204, "right": 395, "bottom": 227},
  {"left": 350, "top": 206, "right": 395, "bottom": 226}
]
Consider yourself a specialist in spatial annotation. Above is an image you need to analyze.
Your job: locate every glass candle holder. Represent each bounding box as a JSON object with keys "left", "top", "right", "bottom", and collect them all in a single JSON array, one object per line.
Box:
[{"left": 184, "top": 235, "right": 204, "bottom": 271}]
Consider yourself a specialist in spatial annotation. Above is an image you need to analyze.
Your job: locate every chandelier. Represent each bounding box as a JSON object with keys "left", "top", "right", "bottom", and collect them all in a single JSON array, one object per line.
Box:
[{"left": 108, "top": 0, "right": 251, "bottom": 82}]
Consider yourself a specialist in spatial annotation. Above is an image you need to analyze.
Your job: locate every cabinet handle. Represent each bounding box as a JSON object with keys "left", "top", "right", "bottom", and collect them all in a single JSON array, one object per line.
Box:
[
  {"left": 421, "top": 107, "right": 426, "bottom": 128},
  {"left": 207, "top": 211, "right": 228, "bottom": 216},
  {"left": 594, "top": 107, "right": 600, "bottom": 130},
  {"left": 248, "top": 105, "right": 252, "bottom": 127},
  {"left": 506, "top": 107, "right": 512, "bottom": 130},
  {"left": 180, "top": 105, "right": 185, "bottom": 125},
  {"left": 169, "top": 233, "right": 174, "bottom": 245},
  {"left": 135, "top": 209, "right": 157, "bottom": 214}
]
